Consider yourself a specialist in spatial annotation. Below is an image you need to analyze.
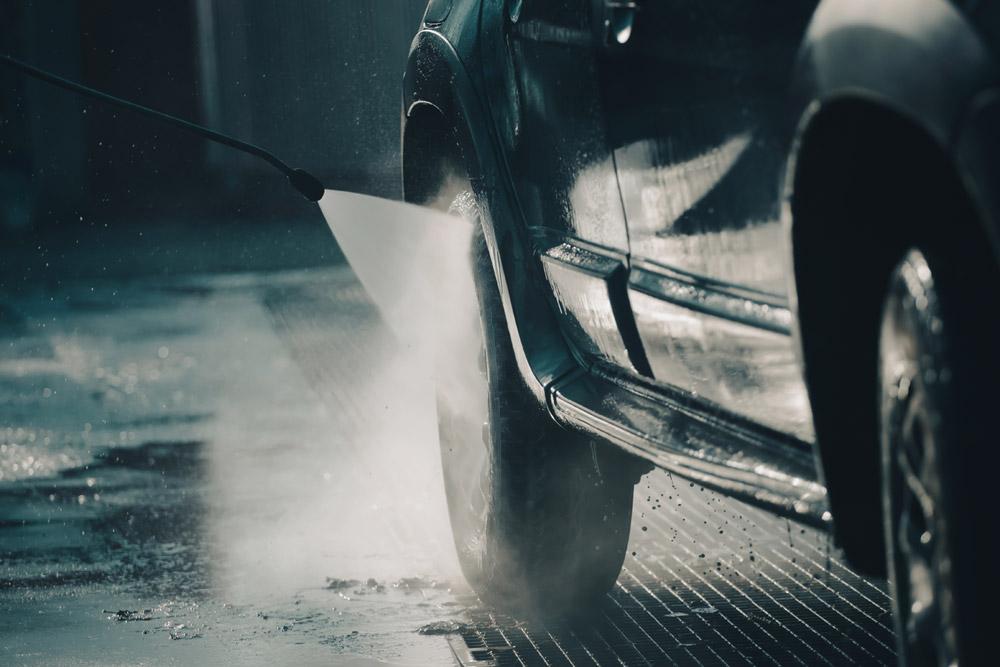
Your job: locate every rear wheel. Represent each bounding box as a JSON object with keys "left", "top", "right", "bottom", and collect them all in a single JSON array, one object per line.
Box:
[
  {"left": 879, "top": 242, "right": 1000, "bottom": 665},
  {"left": 436, "top": 191, "right": 639, "bottom": 613}
]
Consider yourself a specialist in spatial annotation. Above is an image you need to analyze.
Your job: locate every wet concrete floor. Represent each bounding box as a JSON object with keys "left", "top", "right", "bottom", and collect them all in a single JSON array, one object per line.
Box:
[{"left": 0, "top": 264, "right": 895, "bottom": 666}]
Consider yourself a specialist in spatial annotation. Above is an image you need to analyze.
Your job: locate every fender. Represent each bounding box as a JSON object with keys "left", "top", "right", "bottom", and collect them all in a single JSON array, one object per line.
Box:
[
  {"left": 783, "top": 0, "right": 998, "bottom": 572},
  {"left": 783, "top": 0, "right": 999, "bottom": 361},
  {"left": 403, "top": 27, "right": 577, "bottom": 407},
  {"left": 955, "top": 88, "right": 1000, "bottom": 262},
  {"left": 790, "top": 0, "right": 995, "bottom": 147},
  {"left": 785, "top": 0, "right": 999, "bottom": 240}
]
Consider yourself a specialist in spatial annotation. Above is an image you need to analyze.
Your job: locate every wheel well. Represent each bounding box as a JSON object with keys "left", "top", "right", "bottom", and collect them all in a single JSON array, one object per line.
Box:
[
  {"left": 791, "top": 99, "right": 982, "bottom": 575},
  {"left": 402, "top": 102, "right": 468, "bottom": 209}
]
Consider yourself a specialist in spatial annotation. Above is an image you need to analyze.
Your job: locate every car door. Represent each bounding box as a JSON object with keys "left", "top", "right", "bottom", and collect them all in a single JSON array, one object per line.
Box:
[
  {"left": 481, "top": 0, "right": 648, "bottom": 373},
  {"left": 597, "top": 0, "right": 819, "bottom": 440}
]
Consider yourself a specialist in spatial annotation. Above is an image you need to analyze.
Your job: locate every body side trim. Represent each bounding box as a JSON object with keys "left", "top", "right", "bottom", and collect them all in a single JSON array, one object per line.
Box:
[{"left": 551, "top": 366, "right": 828, "bottom": 523}]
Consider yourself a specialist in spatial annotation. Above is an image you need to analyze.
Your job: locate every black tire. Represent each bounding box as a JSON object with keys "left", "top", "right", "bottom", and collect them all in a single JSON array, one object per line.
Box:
[
  {"left": 878, "top": 241, "right": 1000, "bottom": 666},
  {"left": 436, "top": 191, "right": 639, "bottom": 614}
]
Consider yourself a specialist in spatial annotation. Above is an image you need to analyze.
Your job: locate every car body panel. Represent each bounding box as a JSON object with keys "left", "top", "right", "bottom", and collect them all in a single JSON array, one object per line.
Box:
[
  {"left": 604, "top": 1, "right": 817, "bottom": 296},
  {"left": 792, "top": 0, "right": 994, "bottom": 146},
  {"left": 551, "top": 366, "right": 826, "bottom": 519},
  {"left": 628, "top": 265, "right": 815, "bottom": 442},
  {"left": 782, "top": 0, "right": 998, "bottom": 563},
  {"left": 402, "top": 0, "right": 999, "bottom": 528},
  {"left": 480, "top": 0, "right": 629, "bottom": 253},
  {"left": 956, "top": 87, "right": 1000, "bottom": 266},
  {"left": 540, "top": 242, "right": 648, "bottom": 374},
  {"left": 404, "top": 26, "right": 578, "bottom": 406}
]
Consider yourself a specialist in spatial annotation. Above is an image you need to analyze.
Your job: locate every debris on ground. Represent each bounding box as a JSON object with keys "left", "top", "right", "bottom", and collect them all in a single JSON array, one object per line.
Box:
[
  {"left": 417, "top": 619, "right": 470, "bottom": 635},
  {"left": 394, "top": 576, "right": 449, "bottom": 592},
  {"left": 104, "top": 609, "right": 154, "bottom": 622}
]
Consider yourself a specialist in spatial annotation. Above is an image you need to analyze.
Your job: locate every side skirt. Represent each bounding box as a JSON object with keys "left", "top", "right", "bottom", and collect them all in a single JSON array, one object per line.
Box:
[{"left": 549, "top": 363, "right": 830, "bottom": 526}]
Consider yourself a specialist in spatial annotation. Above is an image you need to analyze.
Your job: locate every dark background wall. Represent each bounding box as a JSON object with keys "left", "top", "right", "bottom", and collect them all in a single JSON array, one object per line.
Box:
[{"left": 0, "top": 0, "right": 428, "bottom": 232}]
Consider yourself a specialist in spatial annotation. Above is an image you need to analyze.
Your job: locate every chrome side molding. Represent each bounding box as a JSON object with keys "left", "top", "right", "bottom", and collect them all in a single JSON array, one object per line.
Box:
[{"left": 549, "top": 363, "right": 829, "bottom": 523}]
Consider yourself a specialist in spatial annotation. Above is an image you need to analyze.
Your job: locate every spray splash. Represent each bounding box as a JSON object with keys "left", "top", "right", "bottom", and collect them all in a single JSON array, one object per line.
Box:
[
  {"left": 315, "top": 188, "right": 486, "bottom": 585},
  {"left": 317, "top": 189, "right": 477, "bottom": 353}
]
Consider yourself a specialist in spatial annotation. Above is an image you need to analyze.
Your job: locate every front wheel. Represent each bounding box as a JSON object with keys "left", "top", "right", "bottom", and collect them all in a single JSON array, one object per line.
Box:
[
  {"left": 879, "top": 245, "right": 999, "bottom": 665},
  {"left": 436, "top": 191, "right": 640, "bottom": 613}
]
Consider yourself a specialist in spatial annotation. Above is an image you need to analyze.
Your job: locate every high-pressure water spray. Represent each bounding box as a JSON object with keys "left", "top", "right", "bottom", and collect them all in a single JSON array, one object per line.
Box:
[{"left": 0, "top": 54, "right": 325, "bottom": 202}]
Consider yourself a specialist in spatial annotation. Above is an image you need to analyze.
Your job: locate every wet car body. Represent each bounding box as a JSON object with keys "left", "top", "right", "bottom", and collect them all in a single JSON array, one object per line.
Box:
[{"left": 401, "top": 0, "right": 1000, "bottom": 580}]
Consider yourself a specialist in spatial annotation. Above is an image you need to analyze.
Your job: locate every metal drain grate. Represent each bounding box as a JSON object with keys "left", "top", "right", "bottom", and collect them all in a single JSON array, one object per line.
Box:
[
  {"left": 264, "top": 268, "right": 895, "bottom": 666},
  {"left": 452, "top": 470, "right": 896, "bottom": 666}
]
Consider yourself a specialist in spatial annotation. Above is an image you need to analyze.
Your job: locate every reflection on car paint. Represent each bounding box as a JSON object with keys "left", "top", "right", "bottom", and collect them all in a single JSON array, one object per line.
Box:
[
  {"left": 632, "top": 221, "right": 790, "bottom": 298},
  {"left": 616, "top": 130, "right": 791, "bottom": 296},
  {"left": 504, "top": 3, "right": 629, "bottom": 253},
  {"left": 617, "top": 132, "right": 752, "bottom": 234},
  {"left": 566, "top": 158, "right": 630, "bottom": 250},
  {"left": 629, "top": 287, "right": 815, "bottom": 442},
  {"left": 541, "top": 243, "right": 635, "bottom": 371}
]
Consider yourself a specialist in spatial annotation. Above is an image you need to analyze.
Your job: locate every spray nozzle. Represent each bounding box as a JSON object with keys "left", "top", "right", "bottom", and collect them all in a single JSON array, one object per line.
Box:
[
  {"left": 287, "top": 169, "right": 325, "bottom": 203},
  {"left": 1, "top": 53, "right": 326, "bottom": 202}
]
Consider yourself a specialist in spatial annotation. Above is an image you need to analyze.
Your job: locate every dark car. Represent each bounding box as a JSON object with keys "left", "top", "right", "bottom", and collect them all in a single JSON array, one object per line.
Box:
[{"left": 401, "top": 1, "right": 1000, "bottom": 663}]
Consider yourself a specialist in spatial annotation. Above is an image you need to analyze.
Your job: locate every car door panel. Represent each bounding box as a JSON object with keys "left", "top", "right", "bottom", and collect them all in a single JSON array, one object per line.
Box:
[
  {"left": 482, "top": 0, "right": 644, "bottom": 372},
  {"left": 500, "top": 0, "right": 628, "bottom": 251},
  {"left": 628, "top": 262, "right": 813, "bottom": 440},
  {"left": 597, "top": 0, "right": 819, "bottom": 439}
]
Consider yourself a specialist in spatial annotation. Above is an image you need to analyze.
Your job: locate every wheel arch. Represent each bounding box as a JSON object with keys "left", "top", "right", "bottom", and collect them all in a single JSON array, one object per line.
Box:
[
  {"left": 402, "top": 29, "right": 575, "bottom": 408},
  {"left": 785, "top": 0, "right": 998, "bottom": 573},
  {"left": 790, "top": 100, "right": 964, "bottom": 574}
]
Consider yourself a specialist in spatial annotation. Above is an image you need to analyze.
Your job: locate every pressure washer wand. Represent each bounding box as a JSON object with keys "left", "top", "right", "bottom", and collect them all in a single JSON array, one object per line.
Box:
[{"left": 0, "top": 53, "right": 325, "bottom": 202}]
